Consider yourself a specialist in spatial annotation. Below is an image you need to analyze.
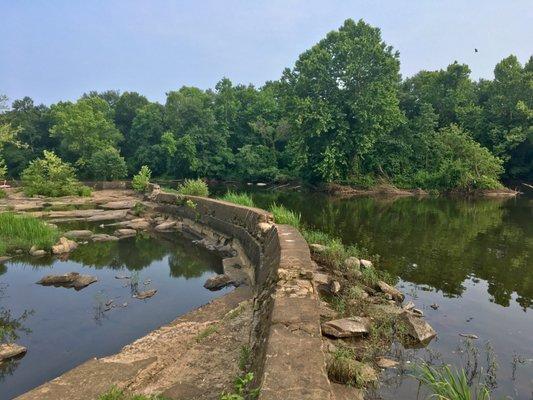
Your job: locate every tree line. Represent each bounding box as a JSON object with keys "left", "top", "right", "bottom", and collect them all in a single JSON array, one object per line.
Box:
[{"left": 1, "top": 19, "right": 531, "bottom": 190}]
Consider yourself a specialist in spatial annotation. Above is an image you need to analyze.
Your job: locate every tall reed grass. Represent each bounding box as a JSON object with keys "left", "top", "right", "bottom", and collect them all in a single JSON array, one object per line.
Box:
[
  {"left": 0, "top": 212, "right": 59, "bottom": 256},
  {"left": 219, "top": 191, "right": 255, "bottom": 207}
]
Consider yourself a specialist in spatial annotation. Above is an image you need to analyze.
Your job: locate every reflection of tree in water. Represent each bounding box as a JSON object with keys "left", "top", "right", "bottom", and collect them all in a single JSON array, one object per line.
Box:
[
  {"left": 168, "top": 247, "right": 219, "bottom": 279},
  {"left": 252, "top": 190, "right": 532, "bottom": 309}
]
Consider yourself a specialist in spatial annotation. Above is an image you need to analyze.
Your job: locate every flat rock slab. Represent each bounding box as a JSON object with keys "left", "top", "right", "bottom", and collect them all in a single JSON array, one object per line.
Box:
[
  {"left": 91, "top": 234, "right": 119, "bottom": 242},
  {"left": 133, "top": 289, "right": 157, "bottom": 300},
  {"left": 377, "top": 280, "right": 405, "bottom": 302},
  {"left": 402, "top": 311, "right": 437, "bottom": 344},
  {"left": 100, "top": 200, "right": 137, "bottom": 210},
  {"left": 321, "top": 317, "right": 371, "bottom": 338},
  {"left": 64, "top": 230, "right": 93, "bottom": 239},
  {"left": 115, "top": 228, "right": 137, "bottom": 238},
  {"left": 204, "top": 274, "right": 233, "bottom": 291},
  {"left": 0, "top": 343, "right": 27, "bottom": 362},
  {"left": 155, "top": 221, "right": 176, "bottom": 231},
  {"left": 37, "top": 272, "right": 97, "bottom": 291}
]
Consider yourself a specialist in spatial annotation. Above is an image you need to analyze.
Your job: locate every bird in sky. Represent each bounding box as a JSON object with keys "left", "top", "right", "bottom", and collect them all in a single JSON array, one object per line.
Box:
[{"left": 475, "top": 48, "right": 478, "bottom": 53}]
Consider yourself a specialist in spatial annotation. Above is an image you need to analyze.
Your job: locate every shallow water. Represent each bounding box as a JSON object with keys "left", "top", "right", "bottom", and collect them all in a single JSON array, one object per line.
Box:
[
  {"left": 242, "top": 186, "right": 532, "bottom": 400},
  {"left": 0, "top": 232, "right": 228, "bottom": 399}
]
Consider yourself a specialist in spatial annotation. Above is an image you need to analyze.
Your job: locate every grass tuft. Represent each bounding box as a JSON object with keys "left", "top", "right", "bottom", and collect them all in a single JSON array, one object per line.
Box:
[
  {"left": 98, "top": 387, "right": 168, "bottom": 400},
  {"left": 219, "top": 191, "right": 255, "bottom": 207},
  {"left": 269, "top": 203, "right": 301, "bottom": 228},
  {"left": 0, "top": 212, "right": 60, "bottom": 256},
  {"left": 176, "top": 179, "right": 209, "bottom": 197}
]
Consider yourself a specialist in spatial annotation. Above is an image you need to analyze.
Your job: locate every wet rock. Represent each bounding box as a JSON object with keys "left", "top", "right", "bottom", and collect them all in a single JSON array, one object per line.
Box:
[
  {"left": 321, "top": 317, "right": 371, "bottom": 338},
  {"left": 37, "top": 272, "right": 97, "bottom": 290},
  {"left": 52, "top": 237, "right": 78, "bottom": 254},
  {"left": 115, "top": 228, "right": 137, "bottom": 238},
  {"left": 459, "top": 333, "right": 479, "bottom": 340},
  {"left": 133, "top": 289, "right": 157, "bottom": 300},
  {"left": 29, "top": 246, "right": 47, "bottom": 257},
  {"left": 376, "top": 357, "right": 399, "bottom": 369},
  {"left": 91, "top": 233, "right": 119, "bottom": 242},
  {"left": 155, "top": 221, "right": 176, "bottom": 231},
  {"left": 403, "top": 301, "right": 415, "bottom": 311},
  {"left": 344, "top": 257, "right": 361, "bottom": 270},
  {"left": 309, "top": 243, "right": 327, "bottom": 253},
  {"left": 0, "top": 343, "right": 27, "bottom": 362},
  {"left": 204, "top": 274, "right": 233, "bottom": 291},
  {"left": 64, "top": 230, "right": 93, "bottom": 239},
  {"left": 360, "top": 259, "right": 373, "bottom": 269},
  {"left": 430, "top": 303, "right": 439, "bottom": 310},
  {"left": 376, "top": 280, "right": 405, "bottom": 302},
  {"left": 412, "top": 308, "right": 424, "bottom": 317},
  {"left": 0, "top": 256, "right": 12, "bottom": 264},
  {"left": 401, "top": 311, "right": 436, "bottom": 343},
  {"left": 115, "top": 275, "right": 130, "bottom": 279}
]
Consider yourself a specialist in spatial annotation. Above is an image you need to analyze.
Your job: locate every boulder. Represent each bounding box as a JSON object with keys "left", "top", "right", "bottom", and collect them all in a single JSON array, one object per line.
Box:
[
  {"left": 29, "top": 246, "right": 47, "bottom": 257},
  {"left": 37, "top": 272, "right": 97, "bottom": 290},
  {"left": 321, "top": 317, "right": 371, "bottom": 338},
  {"left": 360, "top": 259, "right": 373, "bottom": 269},
  {"left": 309, "top": 243, "right": 327, "bottom": 253},
  {"left": 91, "top": 233, "right": 119, "bottom": 242},
  {"left": 313, "top": 272, "right": 331, "bottom": 286},
  {"left": 376, "top": 357, "right": 399, "bottom": 369},
  {"left": 344, "top": 257, "right": 361, "bottom": 270},
  {"left": 204, "top": 274, "right": 233, "bottom": 291},
  {"left": 52, "top": 237, "right": 78, "bottom": 254},
  {"left": 401, "top": 311, "right": 436, "bottom": 343},
  {"left": 0, "top": 343, "right": 27, "bottom": 362},
  {"left": 115, "top": 228, "right": 137, "bottom": 238},
  {"left": 155, "top": 221, "right": 176, "bottom": 231},
  {"left": 133, "top": 289, "right": 157, "bottom": 300},
  {"left": 64, "top": 230, "right": 93, "bottom": 239},
  {"left": 126, "top": 219, "right": 150, "bottom": 230},
  {"left": 376, "top": 280, "right": 405, "bottom": 302}
]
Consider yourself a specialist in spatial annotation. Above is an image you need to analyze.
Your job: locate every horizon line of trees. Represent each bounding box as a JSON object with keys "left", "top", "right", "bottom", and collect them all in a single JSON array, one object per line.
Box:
[{"left": 1, "top": 19, "right": 531, "bottom": 191}]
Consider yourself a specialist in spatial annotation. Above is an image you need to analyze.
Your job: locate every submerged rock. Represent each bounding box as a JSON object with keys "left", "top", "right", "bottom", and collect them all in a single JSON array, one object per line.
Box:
[
  {"left": 64, "top": 230, "right": 93, "bottom": 239},
  {"left": 204, "top": 274, "right": 233, "bottom": 291},
  {"left": 115, "top": 228, "right": 137, "bottom": 238},
  {"left": 401, "top": 311, "right": 436, "bottom": 343},
  {"left": 91, "top": 233, "right": 119, "bottom": 242},
  {"left": 321, "top": 317, "right": 371, "bottom": 338},
  {"left": 133, "top": 289, "right": 157, "bottom": 300},
  {"left": 0, "top": 343, "right": 27, "bottom": 362},
  {"left": 37, "top": 272, "right": 97, "bottom": 290},
  {"left": 376, "top": 280, "right": 405, "bottom": 302},
  {"left": 52, "top": 237, "right": 78, "bottom": 254},
  {"left": 29, "top": 246, "right": 47, "bottom": 257}
]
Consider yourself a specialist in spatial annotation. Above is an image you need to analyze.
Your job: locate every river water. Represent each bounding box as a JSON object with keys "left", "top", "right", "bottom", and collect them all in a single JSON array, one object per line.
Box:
[
  {"left": 0, "top": 231, "right": 228, "bottom": 399},
  {"left": 242, "top": 186, "right": 532, "bottom": 400}
]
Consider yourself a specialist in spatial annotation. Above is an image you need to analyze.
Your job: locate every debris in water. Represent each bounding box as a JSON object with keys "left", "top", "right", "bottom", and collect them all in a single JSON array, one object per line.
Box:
[
  {"left": 115, "top": 275, "right": 130, "bottom": 280},
  {"left": 143, "top": 279, "right": 152, "bottom": 285},
  {"left": 430, "top": 303, "right": 439, "bottom": 310},
  {"left": 459, "top": 333, "right": 479, "bottom": 339}
]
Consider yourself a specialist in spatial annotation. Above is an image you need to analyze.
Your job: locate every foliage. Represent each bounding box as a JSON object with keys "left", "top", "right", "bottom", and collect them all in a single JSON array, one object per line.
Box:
[
  {"left": 0, "top": 188, "right": 6, "bottom": 199},
  {"left": 0, "top": 212, "right": 60, "bottom": 256},
  {"left": 219, "top": 191, "right": 255, "bottom": 207},
  {"left": 98, "top": 387, "right": 168, "bottom": 400},
  {"left": 132, "top": 165, "right": 151, "bottom": 192},
  {"left": 220, "top": 372, "right": 258, "bottom": 400},
  {"left": 270, "top": 203, "right": 301, "bottom": 227},
  {"left": 87, "top": 147, "right": 127, "bottom": 181},
  {"left": 176, "top": 178, "right": 209, "bottom": 197},
  {"left": 0, "top": 157, "right": 6, "bottom": 180},
  {"left": 21, "top": 150, "right": 91, "bottom": 197},
  {"left": 413, "top": 363, "right": 491, "bottom": 400}
]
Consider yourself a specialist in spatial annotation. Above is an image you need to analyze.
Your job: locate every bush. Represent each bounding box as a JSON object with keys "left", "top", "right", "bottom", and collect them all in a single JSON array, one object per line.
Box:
[
  {"left": 219, "top": 191, "right": 255, "bottom": 207},
  {"left": 87, "top": 147, "right": 127, "bottom": 181},
  {"left": 132, "top": 165, "right": 151, "bottom": 192},
  {"left": 0, "top": 212, "right": 60, "bottom": 256},
  {"left": 176, "top": 179, "right": 209, "bottom": 197},
  {"left": 0, "top": 189, "right": 6, "bottom": 199},
  {"left": 270, "top": 203, "right": 301, "bottom": 228},
  {"left": 21, "top": 150, "right": 91, "bottom": 197},
  {"left": 0, "top": 157, "right": 6, "bottom": 180}
]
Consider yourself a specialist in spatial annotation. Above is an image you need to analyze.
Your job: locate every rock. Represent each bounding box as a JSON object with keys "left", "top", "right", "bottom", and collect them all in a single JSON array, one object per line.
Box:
[
  {"left": 313, "top": 272, "right": 331, "bottom": 286},
  {"left": 0, "top": 256, "right": 12, "bottom": 264},
  {"left": 376, "top": 280, "right": 405, "bottom": 302},
  {"left": 376, "top": 357, "right": 399, "bottom": 369},
  {"left": 115, "top": 228, "right": 137, "bottom": 238},
  {"left": 100, "top": 200, "right": 137, "bottom": 210},
  {"left": 115, "top": 275, "right": 130, "bottom": 279},
  {"left": 321, "top": 317, "right": 371, "bottom": 338},
  {"left": 330, "top": 280, "right": 341, "bottom": 294},
  {"left": 403, "top": 301, "right": 415, "bottom": 311},
  {"left": 64, "top": 230, "right": 93, "bottom": 239},
  {"left": 91, "top": 233, "right": 119, "bottom": 242},
  {"left": 412, "top": 308, "right": 424, "bottom": 317},
  {"left": 319, "top": 301, "right": 338, "bottom": 319},
  {"left": 29, "top": 246, "right": 47, "bottom": 257},
  {"left": 155, "top": 221, "right": 176, "bottom": 231},
  {"left": 0, "top": 343, "right": 27, "bottom": 362},
  {"left": 127, "top": 219, "right": 150, "bottom": 230},
  {"left": 401, "top": 311, "right": 436, "bottom": 343},
  {"left": 360, "top": 259, "right": 373, "bottom": 269},
  {"left": 256, "top": 182, "right": 267, "bottom": 186},
  {"left": 459, "top": 333, "right": 479, "bottom": 340},
  {"left": 344, "top": 257, "right": 361, "bottom": 270},
  {"left": 203, "top": 274, "right": 233, "bottom": 291},
  {"left": 52, "top": 237, "right": 78, "bottom": 254},
  {"left": 258, "top": 222, "right": 273, "bottom": 234},
  {"left": 309, "top": 243, "right": 327, "bottom": 253},
  {"left": 430, "top": 303, "right": 439, "bottom": 310},
  {"left": 330, "top": 383, "right": 364, "bottom": 400},
  {"left": 37, "top": 272, "right": 97, "bottom": 290},
  {"left": 133, "top": 289, "right": 157, "bottom": 300}
]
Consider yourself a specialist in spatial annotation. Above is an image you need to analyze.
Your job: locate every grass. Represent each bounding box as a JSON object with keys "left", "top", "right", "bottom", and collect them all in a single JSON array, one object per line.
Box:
[
  {"left": 327, "top": 347, "right": 376, "bottom": 388},
  {"left": 219, "top": 191, "right": 255, "bottom": 207},
  {"left": 176, "top": 178, "right": 209, "bottom": 197},
  {"left": 0, "top": 212, "right": 60, "bottom": 256},
  {"left": 195, "top": 323, "right": 219, "bottom": 342},
  {"left": 269, "top": 203, "right": 301, "bottom": 227},
  {"left": 98, "top": 387, "right": 168, "bottom": 400},
  {"left": 0, "top": 189, "right": 6, "bottom": 199},
  {"left": 413, "top": 363, "right": 491, "bottom": 400}
]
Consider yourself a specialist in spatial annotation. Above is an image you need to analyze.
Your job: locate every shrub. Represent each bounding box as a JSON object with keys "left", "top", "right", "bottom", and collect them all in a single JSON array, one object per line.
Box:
[
  {"left": 0, "top": 212, "right": 60, "bottom": 256},
  {"left": 269, "top": 203, "right": 301, "bottom": 227},
  {"left": 176, "top": 178, "right": 209, "bottom": 197},
  {"left": 0, "top": 157, "right": 6, "bottom": 180},
  {"left": 219, "top": 191, "right": 255, "bottom": 207},
  {"left": 21, "top": 150, "right": 91, "bottom": 197},
  {"left": 0, "top": 189, "right": 6, "bottom": 199},
  {"left": 87, "top": 147, "right": 127, "bottom": 181},
  {"left": 132, "top": 165, "right": 151, "bottom": 192}
]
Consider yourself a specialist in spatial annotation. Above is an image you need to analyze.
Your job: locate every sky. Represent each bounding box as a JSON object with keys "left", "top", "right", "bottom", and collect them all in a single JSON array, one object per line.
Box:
[{"left": 1, "top": 0, "right": 532, "bottom": 105}]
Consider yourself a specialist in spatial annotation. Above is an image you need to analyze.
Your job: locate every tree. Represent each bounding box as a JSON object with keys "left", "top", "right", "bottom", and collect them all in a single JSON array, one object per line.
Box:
[
  {"left": 114, "top": 92, "right": 149, "bottom": 158},
  {"left": 50, "top": 97, "right": 123, "bottom": 175},
  {"left": 281, "top": 19, "right": 403, "bottom": 182},
  {"left": 234, "top": 144, "right": 279, "bottom": 182},
  {"left": 87, "top": 147, "right": 128, "bottom": 181}
]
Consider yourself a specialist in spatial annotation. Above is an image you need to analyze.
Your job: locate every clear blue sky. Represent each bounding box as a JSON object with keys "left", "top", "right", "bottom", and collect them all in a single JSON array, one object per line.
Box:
[{"left": 1, "top": 0, "right": 532, "bottom": 105}]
